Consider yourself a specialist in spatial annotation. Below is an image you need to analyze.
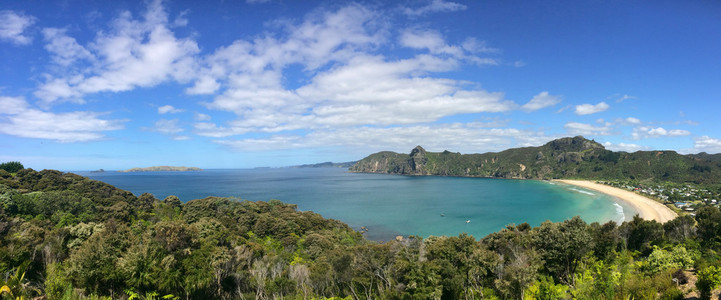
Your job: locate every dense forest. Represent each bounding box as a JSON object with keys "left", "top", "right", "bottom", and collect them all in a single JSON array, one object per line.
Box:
[
  {"left": 350, "top": 136, "right": 721, "bottom": 184},
  {"left": 1, "top": 166, "right": 721, "bottom": 299}
]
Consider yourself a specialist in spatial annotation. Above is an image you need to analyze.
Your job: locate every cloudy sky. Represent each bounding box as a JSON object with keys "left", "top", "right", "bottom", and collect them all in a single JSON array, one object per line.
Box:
[{"left": 1, "top": 0, "right": 720, "bottom": 170}]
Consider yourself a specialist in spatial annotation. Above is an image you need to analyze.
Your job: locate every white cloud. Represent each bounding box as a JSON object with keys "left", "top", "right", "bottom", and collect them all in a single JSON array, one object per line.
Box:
[
  {"left": 403, "top": 0, "right": 467, "bottom": 16},
  {"left": 399, "top": 29, "right": 498, "bottom": 65},
  {"left": 602, "top": 141, "right": 649, "bottom": 152},
  {"left": 194, "top": 122, "right": 241, "bottom": 138},
  {"left": 668, "top": 129, "right": 691, "bottom": 136},
  {"left": 185, "top": 76, "right": 220, "bottom": 95},
  {"left": 194, "top": 113, "right": 211, "bottom": 121},
  {"left": 193, "top": 5, "right": 515, "bottom": 136},
  {"left": 24, "top": 1, "right": 527, "bottom": 151},
  {"left": 564, "top": 122, "right": 612, "bottom": 136},
  {"left": 610, "top": 117, "right": 640, "bottom": 126},
  {"left": 0, "top": 10, "right": 35, "bottom": 45},
  {"left": 201, "top": 56, "right": 516, "bottom": 133},
  {"left": 692, "top": 136, "right": 721, "bottom": 154},
  {"left": 647, "top": 127, "right": 668, "bottom": 136},
  {"left": 34, "top": 0, "right": 200, "bottom": 104},
  {"left": 631, "top": 126, "right": 691, "bottom": 140},
  {"left": 614, "top": 94, "right": 636, "bottom": 103},
  {"left": 294, "top": 55, "right": 514, "bottom": 126},
  {"left": 42, "top": 28, "right": 94, "bottom": 66},
  {"left": 152, "top": 119, "right": 184, "bottom": 135},
  {"left": 0, "top": 97, "right": 125, "bottom": 142},
  {"left": 214, "top": 124, "right": 547, "bottom": 153},
  {"left": 625, "top": 117, "right": 641, "bottom": 124},
  {"left": 521, "top": 91, "right": 561, "bottom": 112},
  {"left": 149, "top": 118, "right": 190, "bottom": 140},
  {"left": 0, "top": 96, "right": 29, "bottom": 114},
  {"left": 400, "top": 29, "right": 458, "bottom": 54},
  {"left": 575, "top": 102, "right": 610, "bottom": 115},
  {"left": 172, "top": 10, "right": 189, "bottom": 27},
  {"left": 556, "top": 105, "right": 572, "bottom": 113},
  {"left": 158, "top": 105, "right": 183, "bottom": 114}
]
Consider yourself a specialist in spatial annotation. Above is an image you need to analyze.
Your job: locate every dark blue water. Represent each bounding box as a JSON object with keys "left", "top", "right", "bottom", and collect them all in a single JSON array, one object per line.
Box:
[{"left": 78, "top": 168, "right": 633, "bottom": 241}]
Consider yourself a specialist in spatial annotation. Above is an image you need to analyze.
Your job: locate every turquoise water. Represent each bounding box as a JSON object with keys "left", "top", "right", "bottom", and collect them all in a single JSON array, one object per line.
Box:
[{"left": 78, "top": 168, "right": 635, "bottom": 241}]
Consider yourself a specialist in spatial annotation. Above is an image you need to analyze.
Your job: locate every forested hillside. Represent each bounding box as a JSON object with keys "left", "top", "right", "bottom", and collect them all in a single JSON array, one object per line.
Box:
[
  {"left": 2, "top": 168, "right": 721, "bottom": 299},
  {"left": 350, "top": 136, "right": 721, "bottom": 184}
]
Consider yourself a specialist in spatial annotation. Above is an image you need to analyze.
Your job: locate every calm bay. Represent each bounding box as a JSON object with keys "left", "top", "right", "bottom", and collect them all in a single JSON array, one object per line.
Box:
[{"left": 78, "top": 168, "right": 634, "bottom": 241}]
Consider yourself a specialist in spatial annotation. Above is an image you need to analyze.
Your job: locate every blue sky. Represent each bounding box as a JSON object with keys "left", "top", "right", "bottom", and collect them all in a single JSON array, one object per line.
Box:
[{"left": 1, "top": 0, "right": 720, "bottom": 170}]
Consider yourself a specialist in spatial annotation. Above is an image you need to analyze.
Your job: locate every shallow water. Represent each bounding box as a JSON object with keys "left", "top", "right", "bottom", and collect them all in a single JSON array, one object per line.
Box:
[{"left": 78, "top": 168, "right": 634, "bottom": 241}]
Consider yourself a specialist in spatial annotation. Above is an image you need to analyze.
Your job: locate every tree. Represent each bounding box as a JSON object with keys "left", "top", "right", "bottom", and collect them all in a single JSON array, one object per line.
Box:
[
  {"left": 591, "top": 221, "right": 620, "bottom": 261},
  {"left": 696, "top": 206, "right": 721, "bottom": 246},
  {"left": 620, "top": 215, "right": 664, "bottom": 254},
  {"left": 138, "top": 193, "right": 159, "bottom": 213},
  {"left": 664, "top": 214, "right": 696, "bottom": 243},
  {"left": 66, "top": 221, "right": 131, "bottom": 297},
  {"left": 0, "top": 161, "right": 23, "bottom": 173},
  {"left": 163, "top": 195, "right": 182, "bottom": 209},
  {"left": 423, "top": 234, "right": 479, "bottom": 299},
  {"left": 495, "top": 246, "right": 540, "bottom": 299},
  {"left": 44, "top": 262, "right": 72, "bottom": 300},
  {"left": 533, "top": 216, "right": 592, "bottom": 283}
]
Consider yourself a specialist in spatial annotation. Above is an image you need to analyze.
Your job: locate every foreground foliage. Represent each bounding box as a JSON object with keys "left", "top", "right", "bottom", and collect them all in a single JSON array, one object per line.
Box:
[{"left": 1, "top": 168, "right": 721, "bottom": 299}]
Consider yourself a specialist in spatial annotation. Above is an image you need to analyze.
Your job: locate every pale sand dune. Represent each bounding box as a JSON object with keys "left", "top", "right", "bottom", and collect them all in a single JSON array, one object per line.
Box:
[{"left": 555, "top": 180, "right": 678, "bottom": 223}]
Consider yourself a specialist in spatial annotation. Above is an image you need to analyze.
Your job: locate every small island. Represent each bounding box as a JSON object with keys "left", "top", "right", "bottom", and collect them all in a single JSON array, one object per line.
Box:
[{"left": 118, "top": 166, "right": 201, "bottom": 172}]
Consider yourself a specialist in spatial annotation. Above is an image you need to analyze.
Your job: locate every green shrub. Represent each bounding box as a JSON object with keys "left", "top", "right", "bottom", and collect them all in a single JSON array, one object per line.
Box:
[{"left": 697, "top": 266, "right": 721, "bottom": 300}]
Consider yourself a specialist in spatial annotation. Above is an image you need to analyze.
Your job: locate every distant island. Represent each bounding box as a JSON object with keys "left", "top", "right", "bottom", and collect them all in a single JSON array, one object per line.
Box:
[
  {"left": 118, "top": 166, "right": 201, "bottom": 172},
  {"left": 292, "top": 161, "right": 358, "bottom": 168}
]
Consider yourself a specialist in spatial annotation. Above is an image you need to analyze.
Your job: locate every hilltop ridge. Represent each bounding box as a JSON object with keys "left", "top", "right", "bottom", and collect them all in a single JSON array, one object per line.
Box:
[{"left": 350, "top": 136, "right": 721, "bottom": 184}]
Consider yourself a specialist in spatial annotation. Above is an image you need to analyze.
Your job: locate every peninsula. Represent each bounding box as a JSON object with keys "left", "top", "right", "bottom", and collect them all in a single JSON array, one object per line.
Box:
[
  {"left": 118, "top": 166, "right": 201, "bottom": 172},
  {"left": 350, "top": 136, "right": 721, "bottom": 184}
]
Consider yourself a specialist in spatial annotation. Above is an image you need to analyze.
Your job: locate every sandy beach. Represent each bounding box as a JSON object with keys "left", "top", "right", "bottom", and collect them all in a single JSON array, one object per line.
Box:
[{"left": 555, "top": 180, "right": 678, "bottom": 223}]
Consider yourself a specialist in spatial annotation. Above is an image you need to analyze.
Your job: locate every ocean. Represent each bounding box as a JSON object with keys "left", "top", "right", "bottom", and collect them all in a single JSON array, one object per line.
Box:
[{"left": 77, "top": 168, "right": 635, "bottom": 241}]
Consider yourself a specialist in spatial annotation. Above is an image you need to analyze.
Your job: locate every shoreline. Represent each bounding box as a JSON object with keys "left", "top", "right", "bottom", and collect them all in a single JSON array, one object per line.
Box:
[{"left": 554, "top": 180, "right": 678, "bottom": 223}]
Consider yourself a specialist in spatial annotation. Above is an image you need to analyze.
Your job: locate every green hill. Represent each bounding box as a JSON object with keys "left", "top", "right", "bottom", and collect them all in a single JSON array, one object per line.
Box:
[{"left": 350, "top": 136, "right": 721, "bottom": 184}]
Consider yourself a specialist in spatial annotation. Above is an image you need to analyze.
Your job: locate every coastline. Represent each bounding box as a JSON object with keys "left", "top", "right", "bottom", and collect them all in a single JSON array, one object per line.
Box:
[{"left": 555, "top": 180, "right": 677, "bottom": 223}]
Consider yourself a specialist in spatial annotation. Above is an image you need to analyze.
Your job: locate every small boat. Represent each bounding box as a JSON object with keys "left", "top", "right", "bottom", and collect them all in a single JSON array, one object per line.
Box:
[
  {"left": 466, "top": 220, "right": 471, "bottom": 223},
  {"left": 440, "top": 214, "right": 445, "bottom": 217}
]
